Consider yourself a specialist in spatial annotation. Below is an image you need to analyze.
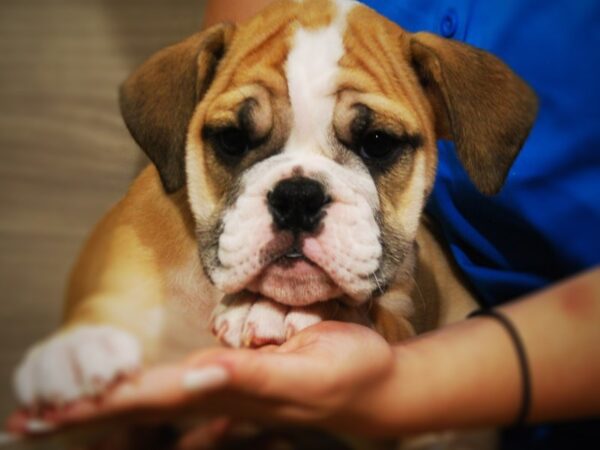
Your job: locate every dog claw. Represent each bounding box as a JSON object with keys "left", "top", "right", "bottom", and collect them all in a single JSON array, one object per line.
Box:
[
  {"left": 242, "top": 325, "right": 255, "bottom": 348},
  {"left": 215, "top": 323, "right": 229, "bottom": 343},
  {"left": 285, "top": 326, "right": 296, "bottom": 341},
  {"left": 211, "top": 299, "right": 328, "bottom": 349}
]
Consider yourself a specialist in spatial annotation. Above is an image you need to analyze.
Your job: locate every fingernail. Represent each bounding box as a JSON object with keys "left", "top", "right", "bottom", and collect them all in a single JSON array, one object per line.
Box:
[
  {"left": 25, "top": 418, "right": 55, "bottom": 434},
  {"left": 0, "top": 432, "right": 21, "bottom": 445},
  {"left": 182, "top": 365, "right": 229, "bottom": 392}
]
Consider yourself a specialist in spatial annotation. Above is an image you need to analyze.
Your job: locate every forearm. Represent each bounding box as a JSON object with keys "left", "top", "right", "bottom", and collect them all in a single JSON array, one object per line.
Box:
[
  {"left": 202, "top": 0, "right": 277, "bottom": 27},
  {"left": 368, "top": 267, "right": 600, "bottom": 434},
  {"left": 30, "top": 269, "right": 599, "bottom": 439}
]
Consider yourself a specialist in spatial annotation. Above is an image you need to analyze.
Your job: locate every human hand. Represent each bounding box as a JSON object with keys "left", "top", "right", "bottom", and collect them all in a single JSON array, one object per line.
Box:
[{"left": 7, "top": 322, "right": 397, "bottom": 437}]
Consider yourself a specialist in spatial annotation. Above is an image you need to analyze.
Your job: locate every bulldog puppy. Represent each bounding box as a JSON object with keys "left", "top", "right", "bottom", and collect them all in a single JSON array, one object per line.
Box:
[{"left": 14, "top": 0, "right": 537, "bottom": 415}]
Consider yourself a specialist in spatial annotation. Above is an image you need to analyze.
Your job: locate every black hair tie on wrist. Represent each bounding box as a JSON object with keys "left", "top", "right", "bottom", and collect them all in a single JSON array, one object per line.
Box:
[{"left": 468, "top": 308, "right": 531, "bottom": 426}]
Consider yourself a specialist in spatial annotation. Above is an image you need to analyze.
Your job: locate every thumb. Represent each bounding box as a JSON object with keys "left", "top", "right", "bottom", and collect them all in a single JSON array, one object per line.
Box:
[{"left": 183, "top": 348, "right": 311, "bottom": 401}]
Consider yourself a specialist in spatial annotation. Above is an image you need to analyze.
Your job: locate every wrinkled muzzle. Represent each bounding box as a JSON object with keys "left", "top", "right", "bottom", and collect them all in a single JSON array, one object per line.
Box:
[{"left": 209, "top": 153, "right": 382, "bottom": 307}]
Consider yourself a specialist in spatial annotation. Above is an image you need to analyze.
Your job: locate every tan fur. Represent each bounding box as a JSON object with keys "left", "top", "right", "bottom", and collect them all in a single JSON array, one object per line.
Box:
[
  {"left": 48, "top": 0, "right": 536, "bottom": 395},
  {"left": 65, "top": 167, "right": 219, "bottom": 361}
]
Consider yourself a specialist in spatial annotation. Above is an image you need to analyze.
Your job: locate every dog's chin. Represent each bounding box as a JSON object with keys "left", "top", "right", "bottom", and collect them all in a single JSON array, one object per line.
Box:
[{"left": 246, "top": 257, "right": 343, "bottom": 306}]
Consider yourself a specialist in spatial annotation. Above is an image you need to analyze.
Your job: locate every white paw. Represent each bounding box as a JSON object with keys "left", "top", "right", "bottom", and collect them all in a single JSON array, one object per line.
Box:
[
  {"left": 211, "top": 295, "right": 333, "bottom": 348},
  {"left": 14, "top": 325, "right": 141, "bottom": 407}
]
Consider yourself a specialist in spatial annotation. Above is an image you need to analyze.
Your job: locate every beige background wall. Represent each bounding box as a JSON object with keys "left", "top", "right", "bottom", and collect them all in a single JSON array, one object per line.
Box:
[{"left": 0, "top": 0, "right": 205, "bottom": 421}]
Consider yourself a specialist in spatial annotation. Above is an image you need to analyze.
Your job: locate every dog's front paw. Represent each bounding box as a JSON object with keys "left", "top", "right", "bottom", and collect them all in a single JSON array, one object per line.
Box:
[
  {"left": 211, "top": 295, "right": 330, "bottom": 348},
  {"left": 14, "top": 325, "right": 141, "bottom": 407}
]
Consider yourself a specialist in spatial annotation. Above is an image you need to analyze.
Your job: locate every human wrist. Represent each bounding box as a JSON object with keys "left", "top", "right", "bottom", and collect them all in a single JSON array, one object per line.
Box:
[
  {"left": 371, "top": 339, "right": 437, "bottom": 435},
  {"left": 358, "top": 319, "right": 523, "bottom": 435},
  {"left": 363, "top": 346, "right": 411, "bottom": 436},
  {"left": 332, "top": 340, "right": 420, "bottom": 436}
]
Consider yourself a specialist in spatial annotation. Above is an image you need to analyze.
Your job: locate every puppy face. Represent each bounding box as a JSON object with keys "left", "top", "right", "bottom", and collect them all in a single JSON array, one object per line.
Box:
[
  {"left": 184, "top": 1, "right": 435, "bottom": 307},
  {"left": 120, "top": 0, "right": 537, "bottom": 308}
]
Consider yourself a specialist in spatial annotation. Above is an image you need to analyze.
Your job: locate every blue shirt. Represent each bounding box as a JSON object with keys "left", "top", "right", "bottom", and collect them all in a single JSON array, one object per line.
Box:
[
  {"left": 360, "top": 1, "right": 600, "bottom": 448},
  {"left": 360, "top": 0, "right": 600, "bottom": 305}
]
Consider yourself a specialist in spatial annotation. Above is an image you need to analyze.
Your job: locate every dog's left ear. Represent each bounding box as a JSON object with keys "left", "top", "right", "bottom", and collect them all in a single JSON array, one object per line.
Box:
[
  {"left": 120, "top": 23, "right": 236, "bottom": 193},
  {"left": 410, "top": 32, "right": 538, "bottom": 195}
]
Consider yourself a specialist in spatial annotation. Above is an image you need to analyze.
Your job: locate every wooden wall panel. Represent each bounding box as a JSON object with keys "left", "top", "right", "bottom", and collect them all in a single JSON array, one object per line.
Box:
[{"left": 0, "top": 0, "right": 205, "bottom": 423}]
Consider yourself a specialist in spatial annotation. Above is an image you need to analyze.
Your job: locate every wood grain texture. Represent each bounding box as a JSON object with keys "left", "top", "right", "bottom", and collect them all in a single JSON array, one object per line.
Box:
[{"left": 0, "top": 0, "right": 206, "bottom": 425}]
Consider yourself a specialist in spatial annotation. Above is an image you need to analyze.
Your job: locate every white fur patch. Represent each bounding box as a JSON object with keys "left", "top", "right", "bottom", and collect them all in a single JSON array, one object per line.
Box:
[
  {"left": 14, "top": 326, "right": 141, "bottom": 406},
  {"left": 211, "top": 294, "right": 255, "bottom": 347},
  {"left": 211, "top": 296, "right": 347, "bottom": 348},
  {"left": 285, "top": 0, "right": 356, "bottom": 155},
  {"left": 210, "top": 296, "right": 377, "bottom": 348},
  {"left": 211, "top": 294, "right": 294, "bottom": 347}
]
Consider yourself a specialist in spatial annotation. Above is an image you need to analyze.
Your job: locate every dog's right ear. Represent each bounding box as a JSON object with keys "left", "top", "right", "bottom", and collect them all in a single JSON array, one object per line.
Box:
[
  {"left": 120, "top": 23, "right": 235, "bottom": 194},
  {"left": 409, "top": 32, "right": 538, "bottom": 195}
]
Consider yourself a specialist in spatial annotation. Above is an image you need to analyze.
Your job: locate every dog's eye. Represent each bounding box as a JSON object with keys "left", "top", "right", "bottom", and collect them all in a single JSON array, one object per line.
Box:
[
  {"left": 358, "top": 131, "right": 403, "bottom": 160},
  {"left": 213, "top": 127, "right": 250, "bottom": 158}
]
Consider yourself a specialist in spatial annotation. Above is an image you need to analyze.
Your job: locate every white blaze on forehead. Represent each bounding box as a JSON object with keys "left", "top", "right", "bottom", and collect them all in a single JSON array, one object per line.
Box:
[{"left": 285, "top": 0, "right": 357, "bottom": 152}]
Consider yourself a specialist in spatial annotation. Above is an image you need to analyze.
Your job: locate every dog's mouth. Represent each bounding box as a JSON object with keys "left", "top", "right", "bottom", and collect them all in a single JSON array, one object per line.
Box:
[
  {"left": 279, "top": 248, "right": 304, "bottom": 261},
  {"left": 246, "top": 243, "right": 344, "bottom": 306}
]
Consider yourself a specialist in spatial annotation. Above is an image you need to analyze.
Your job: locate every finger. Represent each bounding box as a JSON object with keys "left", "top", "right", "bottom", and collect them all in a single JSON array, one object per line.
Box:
[
  {"left": 53, "top": 364, "right": 206, "bottom": 425},
  {"left": 5, "top": 407, "right": 61, "bottom": 437},
  {"left": 5, "top": 410, "right": 29, "bottom": 434},
  {"left": 97, "top": 364, "right": 320, "bottom": 422},
  {"left": 185, "top": 390, "right": 317, "bottom": 424},
  {"left": 258, "top": 344, "right": 280, "bottom": 352},
  {"left": 0, "top": 431, "right": 21, "bottom": 446},
  {"left": 174, "top": 417, "right": 232, "bottom": 450},
  {"left": 183, "top": 348, "right": 319, "bottom": 402}
]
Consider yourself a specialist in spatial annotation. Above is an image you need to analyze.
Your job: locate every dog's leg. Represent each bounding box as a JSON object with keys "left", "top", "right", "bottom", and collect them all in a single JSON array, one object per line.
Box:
[
  {"left": 14, "top": 323, "right": 142, "bottom": 408},
  {"left": 13, "top": 254, "right": 164, "bottom": 408},
  {"left": 13, "top": 167, "right": 207, "bottom": 409}
]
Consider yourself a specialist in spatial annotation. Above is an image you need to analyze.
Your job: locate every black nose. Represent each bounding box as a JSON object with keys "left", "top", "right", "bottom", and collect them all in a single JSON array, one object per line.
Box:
[{"left": 267, "top": 177, "right": 329, "bottom": 233}]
